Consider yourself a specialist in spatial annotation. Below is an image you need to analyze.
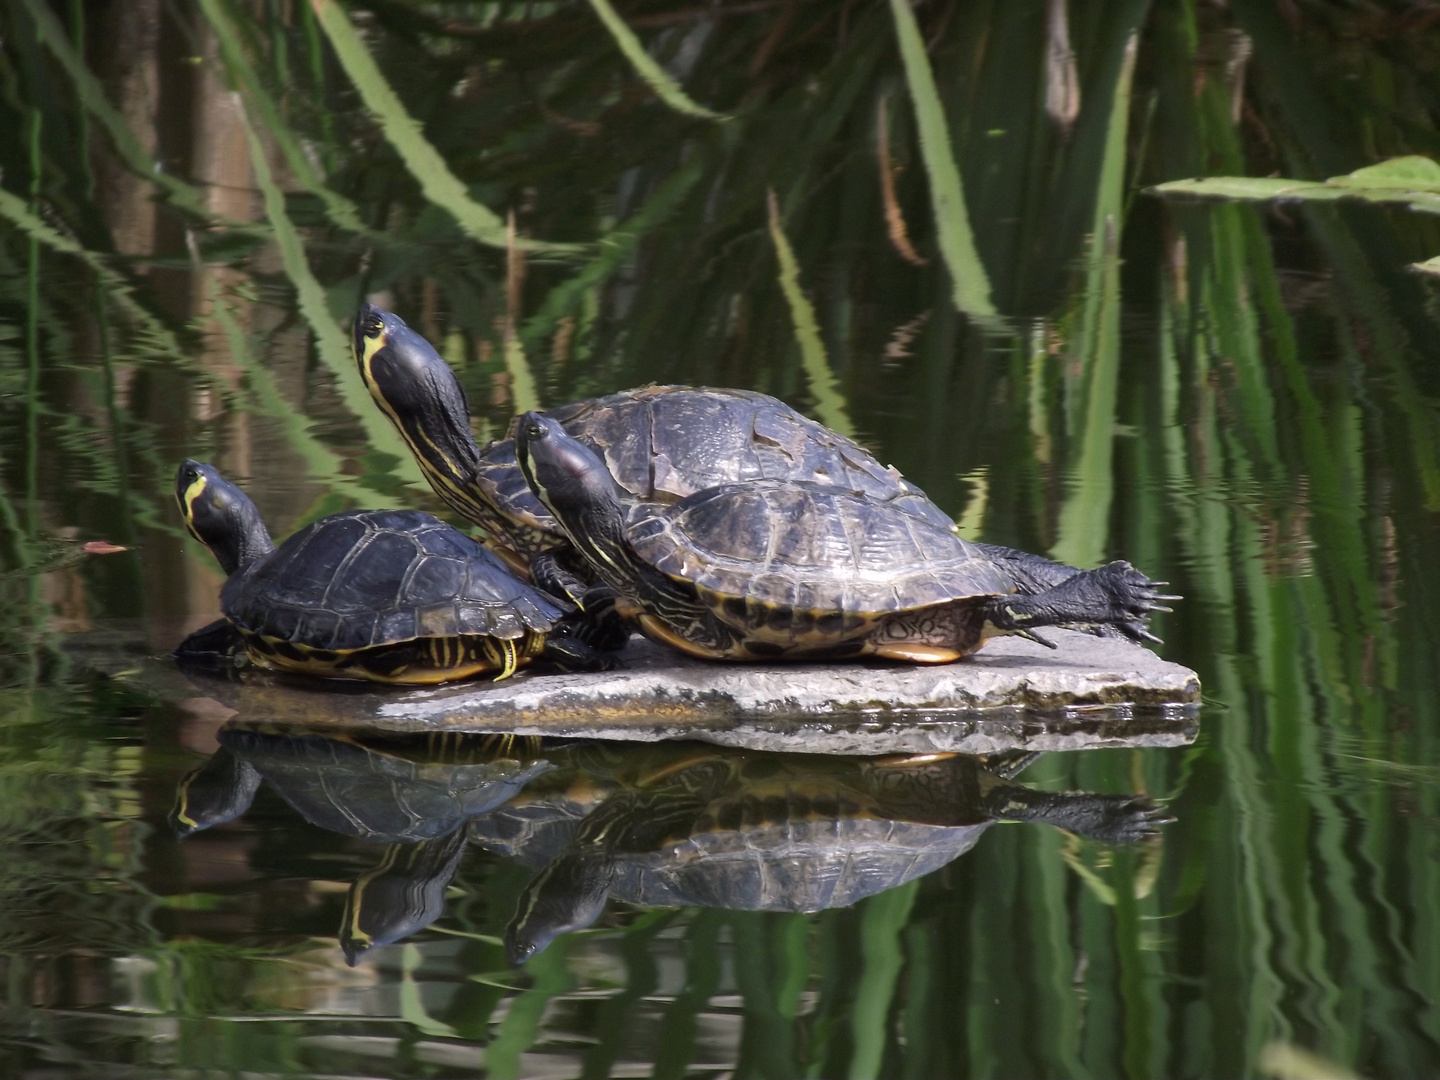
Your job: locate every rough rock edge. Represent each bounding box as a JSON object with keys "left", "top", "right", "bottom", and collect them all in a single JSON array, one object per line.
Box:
[{"left": 183, "top": 630, "right": 1201, "bottom": 754}]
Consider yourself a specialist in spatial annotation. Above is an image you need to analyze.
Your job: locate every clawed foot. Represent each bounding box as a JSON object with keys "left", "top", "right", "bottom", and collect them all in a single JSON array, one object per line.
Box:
[
  {"left": 1090, "top": 561, "right": 1180, "bottom": 645},
  {"left": 1057, "top": 794, "right": 1176, "bottom": 845},
  {"left": 992, "top": 561, "right": 1179, "bottom": 645},
  {"left": 530, "top": 553, "right": 591, "bottom": 606}
]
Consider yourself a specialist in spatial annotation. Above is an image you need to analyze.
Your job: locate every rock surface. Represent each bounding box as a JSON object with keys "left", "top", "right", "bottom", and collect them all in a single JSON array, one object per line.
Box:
[{"left": 174, "top": 630, "right": 1201, "bottom": 755}]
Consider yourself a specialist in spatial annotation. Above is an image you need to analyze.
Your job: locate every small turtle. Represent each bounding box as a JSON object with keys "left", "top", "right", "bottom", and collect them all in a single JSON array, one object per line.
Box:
[
  {"left": 504, "top": 749, "right": 1172, "bottom": 962},
  {"left": 352, "top": 303, "right": 1080, "bottom": 601},
  {"left": 176, "top": 460, "right": 612, "bottom": 683},
  {"left": 169, "top": 726, "right": 557, "bottom": 965},
  {"left": 513, "top": 413, "right": 1176, "bottom": 662}
]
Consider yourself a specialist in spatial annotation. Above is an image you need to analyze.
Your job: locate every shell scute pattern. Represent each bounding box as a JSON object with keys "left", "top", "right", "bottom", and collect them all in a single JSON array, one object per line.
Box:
[
  {"left": 260, "top": 515, "right": 362, "bottom": 610},
  {"left": 630, "top": 482, "right": 1013, "bottom": 619},
  {"left": 337, "top": 530, "right": 419, "bottom": 611},
  {"left": 298, "top": 608, "right": 342, "bottom": 645},
  {"left": 379, "top": 606, "right": 421, "bottom": 642},
  {"left": 225, "top": 510, "right": 567, "bottom": 652},
  {"left": 497, "top": 385, "right": 952, "bottom": 521},
  {"left": 405, "top": 549, "right": 466, "bottom": 602}
]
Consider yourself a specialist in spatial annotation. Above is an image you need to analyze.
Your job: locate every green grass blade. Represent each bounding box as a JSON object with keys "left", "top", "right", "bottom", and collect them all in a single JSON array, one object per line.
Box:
[
  {"left": 20, "top": 0, "right": 256, "bottom": 231},
  {"left": 197, "top": 0, "right": 375, "bottom": 237},
  {"left": 887, "top": 0, "right": 996, "bottom": 321},
  {"left": 1051, "top": 35, "right": 1138, "bottom": 569},
  {"left": 309, "top": 0, "right": 574, "bottom": 254},
  {"left": 0, "top": 187, "right": 190, "bottom": 368},
  {"left": 849, "top": 881, "right": 918, "bottom": 1080},
  {"left": 767, "top": 189, "right": 855, "bottom": 438},
  {"left": 487, "top": 939, "right": 573, "bottom": 1080},
  {"left": 235, "top": 97, "right": 422, "bottom": 484},
  {"left": 205, "top": 277, "right": 368, "bottom": 510},
  {"left": 584, "top": 0, "right": 728, "bottom": 121},
  {"left": 398, "top": 941, "right": 460, "bottom": 1038},
  {"left": 502, "top": 333, "right": 539, "bottom": 415}
]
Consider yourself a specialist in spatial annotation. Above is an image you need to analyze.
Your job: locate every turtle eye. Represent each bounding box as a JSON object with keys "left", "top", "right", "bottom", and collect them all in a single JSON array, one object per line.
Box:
[
  {"left": 184, "top": 467, "right": 198, "bottom": 483},
  {"left": 364, "top": 313, "right": 384, "bottom": 337},
  {"left": 524, "top": 420, "right": 547, "bottom": 440}
]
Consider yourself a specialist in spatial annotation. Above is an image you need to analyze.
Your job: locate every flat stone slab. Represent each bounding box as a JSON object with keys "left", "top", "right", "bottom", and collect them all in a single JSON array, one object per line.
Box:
[{"left": 163, "top": 629, "right": 1200, "bottom": 755}]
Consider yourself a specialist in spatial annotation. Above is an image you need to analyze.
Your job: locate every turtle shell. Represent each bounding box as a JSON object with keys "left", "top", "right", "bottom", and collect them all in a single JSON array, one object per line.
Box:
[
  {"left": 479, "top": 386, "right": 954, "bottom": 545},
  {"left": 221, "top": 509, "right": 567, "bottom": 652},
  {"left": 626, "top": 480, "right": 1014, "bottom": 617},
  {"left": 216, "top": 727, "right": 555, "bottom": 843},
  {"left": 609, "top": 794, "right": 990, "bottom": 911}
]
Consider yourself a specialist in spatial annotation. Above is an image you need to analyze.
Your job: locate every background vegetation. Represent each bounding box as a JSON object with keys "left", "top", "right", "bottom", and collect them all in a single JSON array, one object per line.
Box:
[{"left": 1, "top": 0, "right": 1439, "bottom": 1075}]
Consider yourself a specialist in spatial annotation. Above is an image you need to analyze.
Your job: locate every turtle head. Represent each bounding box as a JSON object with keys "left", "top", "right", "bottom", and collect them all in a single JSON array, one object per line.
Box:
[
  {"left": 515, "top": 412, "right": 630, "bottom": 566},
  {"left": 353, "top": 303, "right": 482, "bottom": 487},
  {"left": 340, "top": 831, "right": 469, "bottom": 967},
  {"left": 176, "top": 460, "right": 274, "bottom": 577},
  {"left": 169, "top": 746, "right": 262, "bottom": 838},
  {"left": 503, "top": 852, "right": 614, "bottom": 965}
]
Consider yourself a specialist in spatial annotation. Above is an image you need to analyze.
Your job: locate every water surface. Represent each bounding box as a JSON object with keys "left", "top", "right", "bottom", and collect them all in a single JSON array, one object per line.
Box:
[{"left": 1, "top": 1, "right": 1439, "bottom": 1077}]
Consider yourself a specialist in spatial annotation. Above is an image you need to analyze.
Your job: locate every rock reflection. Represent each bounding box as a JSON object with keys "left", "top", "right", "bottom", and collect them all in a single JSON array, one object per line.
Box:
[{"left": 171, "top": 727, "right": 1174, "bottom": 967}]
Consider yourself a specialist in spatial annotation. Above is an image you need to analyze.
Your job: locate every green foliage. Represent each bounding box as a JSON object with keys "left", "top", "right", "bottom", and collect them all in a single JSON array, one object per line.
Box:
[
  {"left": 0, "top": 0, "right": 1438, "bottom": 1076},
  {"left": 1151, "top": 155, "right": 1440, "bottom": 273}
]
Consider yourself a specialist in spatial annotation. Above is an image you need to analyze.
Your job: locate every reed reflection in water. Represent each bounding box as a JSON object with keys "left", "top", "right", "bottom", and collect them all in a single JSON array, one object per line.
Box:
[{"left": 0, "top": 0, "right": 1439, "bottom": 1076}]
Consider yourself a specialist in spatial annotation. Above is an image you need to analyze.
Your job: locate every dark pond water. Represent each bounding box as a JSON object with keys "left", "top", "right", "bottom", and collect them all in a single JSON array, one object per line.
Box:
[{"left": 3, "top": 1, "right": 1440, "bottom": 1077}]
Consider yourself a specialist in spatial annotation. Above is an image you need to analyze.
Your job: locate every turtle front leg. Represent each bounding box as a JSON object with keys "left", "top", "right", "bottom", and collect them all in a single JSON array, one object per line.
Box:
[
  {"left": 980, "top": 561, "right": 1178, "bottom": 645},
  {"left": 540, "top": 613, "right": 625, "bottom": 672},
  {"left": 530, "top": 552, "right": 591, "bottom": 605}
]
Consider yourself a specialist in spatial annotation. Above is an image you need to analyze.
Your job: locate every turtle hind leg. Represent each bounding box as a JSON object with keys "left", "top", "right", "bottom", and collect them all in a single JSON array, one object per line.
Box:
[
  {"left": 980, "top": 560, "right": 1178, "bottom": 644},
  {"left": 972, "top": 543, "right": 1081, "bottom": 595},
  {"left": 982, "top": 786, "right": 1175, "bottom": 844}
]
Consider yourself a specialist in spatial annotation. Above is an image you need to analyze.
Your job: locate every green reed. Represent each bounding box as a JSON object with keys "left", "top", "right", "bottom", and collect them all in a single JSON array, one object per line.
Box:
[{"left": 0, "top": 0, "right": 1438, "bottom": 1076}]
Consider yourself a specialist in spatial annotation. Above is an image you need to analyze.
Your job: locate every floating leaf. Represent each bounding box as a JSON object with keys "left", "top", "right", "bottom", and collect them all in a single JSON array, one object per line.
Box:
[
  {"left": 81, "top": 541, "right": 126, "bottom": 555},
  {"left": 1332, "top": 155, "right": 1440, "bottom": 190},
  {"left": 1152, "top": 176, "right": 1346, "bottom": 202},
  {"left": 1412, "top": 254, "right": 1440, "bottom": 277},
  {"left": 1150, "top": 156, "right": 1440, "bottom": 274}
]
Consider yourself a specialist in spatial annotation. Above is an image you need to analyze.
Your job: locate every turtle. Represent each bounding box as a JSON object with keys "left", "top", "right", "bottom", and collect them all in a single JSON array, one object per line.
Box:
[
  {"left": 504, "top": 748, "right": 1173, "bottom": 963},
  {"left": 513, "top": 413, "right": 1177, "bottom": 662},
  {"left": 351, "top": 303, "right": 1083, "bottom": 602},
  {"left": 169, "top": 726, "right": 559, "bottom": 964},
  {"left": 170, "top": 727, "right": 557, "bottom": 843},
  {"left": 175, "top": 459, "right": 613, "bottom": 683}
]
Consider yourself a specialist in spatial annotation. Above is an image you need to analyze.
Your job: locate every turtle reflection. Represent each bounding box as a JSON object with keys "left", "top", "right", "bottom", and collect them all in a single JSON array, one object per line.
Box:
[
  {"left": 499, "top": 747, "right": 1170, "bottom": 963},
  {"left": 170, "top": 729, "right": 1172, "bottom": 967},
  {"left": 170, "top": 726, "right": 553, "bottom": 963}
]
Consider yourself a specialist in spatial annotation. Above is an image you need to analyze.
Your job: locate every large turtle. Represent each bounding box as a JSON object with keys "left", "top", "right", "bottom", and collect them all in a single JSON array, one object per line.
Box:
[
  {"left": 352, "top": 303, "right": 1083, "bottom": 601},
  {"left": 176, "top": 460, "right": 611, "bottom": 683},
  {"left": 504, "top": 748, "right": 1171, "bottom": 963},
  {"left": 513, "top": 414, "right": 1176, "bottom": 661}
]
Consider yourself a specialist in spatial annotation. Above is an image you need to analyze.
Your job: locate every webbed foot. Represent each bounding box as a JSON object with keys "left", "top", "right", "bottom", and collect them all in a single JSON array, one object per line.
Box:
[{"left": 984, "top": 561, "right": 1178, "bottom": 644}]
